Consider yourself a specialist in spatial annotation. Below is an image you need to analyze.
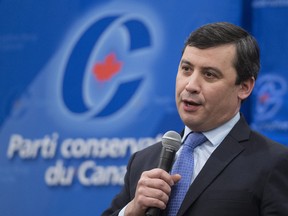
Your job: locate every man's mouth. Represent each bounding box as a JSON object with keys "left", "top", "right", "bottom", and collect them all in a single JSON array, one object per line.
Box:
[{"left": 183, "top": 99, "right": 201, "bottom": 106}]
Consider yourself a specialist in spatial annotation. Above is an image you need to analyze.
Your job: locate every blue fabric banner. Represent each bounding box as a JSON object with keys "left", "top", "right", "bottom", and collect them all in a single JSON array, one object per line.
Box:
[{"left": 251, "top": 0, "right": 288, "bottom": 145}]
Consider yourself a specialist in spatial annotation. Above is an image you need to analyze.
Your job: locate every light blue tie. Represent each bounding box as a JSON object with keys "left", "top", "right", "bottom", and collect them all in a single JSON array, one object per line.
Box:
[{"left": 167, "top": 132, "right": 207, "bottom": 216}]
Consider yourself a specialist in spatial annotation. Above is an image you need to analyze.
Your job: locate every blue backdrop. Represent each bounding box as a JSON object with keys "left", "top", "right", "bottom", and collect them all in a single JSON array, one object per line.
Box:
[
  {"left": 0, "top": 0, "right": 287, "bottom": 215},
  {"left": 251, "top": 0, "right": 288, "bottom": 145}
]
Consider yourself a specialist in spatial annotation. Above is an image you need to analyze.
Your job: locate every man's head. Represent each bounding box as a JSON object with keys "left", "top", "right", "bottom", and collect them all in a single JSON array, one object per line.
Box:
[
  {"left": 183, "top": 22, "right": 260, "bottom": 84},
  {"left": 176, "top": 22, "right": 259, "bottom": 131}
]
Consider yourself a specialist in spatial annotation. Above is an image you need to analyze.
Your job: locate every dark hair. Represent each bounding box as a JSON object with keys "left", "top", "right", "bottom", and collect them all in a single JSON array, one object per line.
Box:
[{"left": 184, "top": 22, "right": 260, "bottom": 84}]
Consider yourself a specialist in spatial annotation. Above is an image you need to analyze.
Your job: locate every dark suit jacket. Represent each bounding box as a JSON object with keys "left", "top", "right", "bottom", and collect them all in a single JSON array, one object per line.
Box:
[{"left": 102, "top": 116, "right": 288, "bottom": 216}]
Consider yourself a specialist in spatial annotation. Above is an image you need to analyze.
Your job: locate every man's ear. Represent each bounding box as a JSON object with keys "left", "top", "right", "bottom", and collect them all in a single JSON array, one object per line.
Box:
[{"left": 238, "top": 77, "right": 255, "bottom": 100}]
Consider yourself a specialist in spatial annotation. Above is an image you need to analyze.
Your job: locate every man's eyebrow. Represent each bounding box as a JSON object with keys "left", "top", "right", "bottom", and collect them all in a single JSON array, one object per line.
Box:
[
  {"left": 180, "top": 59, "right": 192, "bottom": 66},
  {"left": 180, "top": 59, "right": 223, "bottom": 75},
  {"left": 180, "top": 59, "right": 220, "bottom": 71}
]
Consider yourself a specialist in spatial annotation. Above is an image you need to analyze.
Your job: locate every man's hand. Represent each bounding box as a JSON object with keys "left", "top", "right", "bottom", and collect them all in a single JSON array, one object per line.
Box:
[{"left": 124, "top": 168, "right": 181, "bottom": 216}]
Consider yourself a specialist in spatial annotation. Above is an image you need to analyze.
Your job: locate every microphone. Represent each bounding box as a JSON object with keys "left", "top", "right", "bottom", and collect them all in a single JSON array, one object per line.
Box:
[{"left": 146, "top": 131, "right": 181, "bottom": 216}]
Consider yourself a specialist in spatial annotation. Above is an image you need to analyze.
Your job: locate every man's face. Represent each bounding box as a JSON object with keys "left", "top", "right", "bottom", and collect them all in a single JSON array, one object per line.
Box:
[{"left": 175, "top": 44, "right": 252, "bottom": 132}]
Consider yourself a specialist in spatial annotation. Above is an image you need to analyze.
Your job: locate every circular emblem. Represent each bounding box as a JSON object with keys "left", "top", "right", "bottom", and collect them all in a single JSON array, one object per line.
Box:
[
  {"left": 254, "top": 74, "right": 287, "bottom": 120},
  {"left": 61, "top": 15, "right": 153, "bottom": 118}
]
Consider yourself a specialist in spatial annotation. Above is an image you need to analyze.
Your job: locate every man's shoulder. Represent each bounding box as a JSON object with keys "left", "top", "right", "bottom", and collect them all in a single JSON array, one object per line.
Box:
[
  {"left": 135, "top": 141, "right": 163, "bottom": 157},
  {"left": 250, "top": 129, "right": 288, "bottom": 153},
  {"left": 128, "top": 141, "right": 162, "bottom": 171}
]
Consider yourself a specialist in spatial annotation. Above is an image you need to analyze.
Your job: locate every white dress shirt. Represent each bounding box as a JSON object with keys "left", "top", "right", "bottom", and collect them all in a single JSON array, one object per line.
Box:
[
  {"left": 118, "top": 113, "right": 240, "bottom": 215},
  {"left": 180, "top": 112, "right": 240, "bottom": 182}
]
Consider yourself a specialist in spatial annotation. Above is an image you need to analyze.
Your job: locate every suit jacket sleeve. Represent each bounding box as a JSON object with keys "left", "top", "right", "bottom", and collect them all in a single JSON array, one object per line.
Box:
[
  {"left": 101, "top": 153, "right": 136, "bottom": 216},
  {"left": 101, "top": 142, "right": 162, "bottom": 216}
]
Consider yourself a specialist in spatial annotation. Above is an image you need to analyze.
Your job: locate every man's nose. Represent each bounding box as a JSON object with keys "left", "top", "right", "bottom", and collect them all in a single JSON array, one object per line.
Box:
[{"left": 185, "top": 72, "right": 201, "bottom": 93}]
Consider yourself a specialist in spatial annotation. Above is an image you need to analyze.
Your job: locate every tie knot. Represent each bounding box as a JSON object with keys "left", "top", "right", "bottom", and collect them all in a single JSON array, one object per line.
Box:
[{"left": 183, "top": 132, "right": 207, "bottom": 150}]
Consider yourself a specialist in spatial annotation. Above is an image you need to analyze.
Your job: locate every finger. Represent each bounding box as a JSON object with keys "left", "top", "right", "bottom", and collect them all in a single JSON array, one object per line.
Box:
[
  {"left": 138, "top": 175, "right": 172, "bottom": 195},
  {"left": 137, "top": 187, "right": 170, "bottom": 210},
  {"left": 142, "top": 168, "right": 175, "bottom": 186}
]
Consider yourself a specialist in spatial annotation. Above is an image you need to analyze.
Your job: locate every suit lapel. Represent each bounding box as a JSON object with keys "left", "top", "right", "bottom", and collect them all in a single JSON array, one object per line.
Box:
[{"left": 177, "top": 116, "right": 250, "bottom": 216}]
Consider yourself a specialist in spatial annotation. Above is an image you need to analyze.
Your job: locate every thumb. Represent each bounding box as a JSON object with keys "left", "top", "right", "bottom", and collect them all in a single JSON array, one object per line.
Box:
[{"left": 171, "top": 174, "right": 181, "bottom": 184}]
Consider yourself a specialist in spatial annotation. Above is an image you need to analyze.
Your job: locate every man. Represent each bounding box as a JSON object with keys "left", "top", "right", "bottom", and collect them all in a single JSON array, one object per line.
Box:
[{"left": 102, "top": 22, "right": 288, "bottom": 216}]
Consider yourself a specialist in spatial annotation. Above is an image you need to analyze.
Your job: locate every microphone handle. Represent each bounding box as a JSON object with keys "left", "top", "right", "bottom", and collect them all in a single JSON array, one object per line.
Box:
[
  {"left": 145, "top": 148, "right": 176, "bottom": 216},
  {"left": 158, "top": 147, "right": 176, "bottom": 172},
  {"left": 146, "top": 207, "right": 161, "bottom": 216}
]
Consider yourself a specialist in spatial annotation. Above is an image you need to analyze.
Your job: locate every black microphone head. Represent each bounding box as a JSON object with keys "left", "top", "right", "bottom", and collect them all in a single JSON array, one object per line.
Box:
[{"left": 162, "top": 131, "right": 181, "bottom": 151}]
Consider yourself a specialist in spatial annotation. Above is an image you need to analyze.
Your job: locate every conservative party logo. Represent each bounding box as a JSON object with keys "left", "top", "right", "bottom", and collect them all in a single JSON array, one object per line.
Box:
[
  {"left": 254, "top": 74, "right": 287, "bottom": 121},
  {"left": 61, "top": 14, "right": 155, "bottom": 118}
]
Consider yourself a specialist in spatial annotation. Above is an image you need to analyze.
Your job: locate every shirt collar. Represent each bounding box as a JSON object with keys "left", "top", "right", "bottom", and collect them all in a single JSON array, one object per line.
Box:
[{"left": 182, "top": 112, "right": 240, "bottom": 146}]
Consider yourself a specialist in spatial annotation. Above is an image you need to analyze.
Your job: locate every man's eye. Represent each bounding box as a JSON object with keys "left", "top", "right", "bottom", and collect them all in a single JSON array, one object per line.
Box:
[
  {"left": 204, "top": 71, "right": 216, "bottom": 78},
  {"left": 206, "top": 72, "right": 213, "bottom": 77},
  {"left": 182, "top": 66, "right": 191, "bottom": 72}
]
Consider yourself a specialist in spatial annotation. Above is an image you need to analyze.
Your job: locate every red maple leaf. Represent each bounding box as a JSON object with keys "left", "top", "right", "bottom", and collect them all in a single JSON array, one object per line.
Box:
[
  {"left": 259, "top": 93, "right": 270, "bottom": 104},
  {"left": 93, "top": 53, "right": 123, "bottom": 81}
]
